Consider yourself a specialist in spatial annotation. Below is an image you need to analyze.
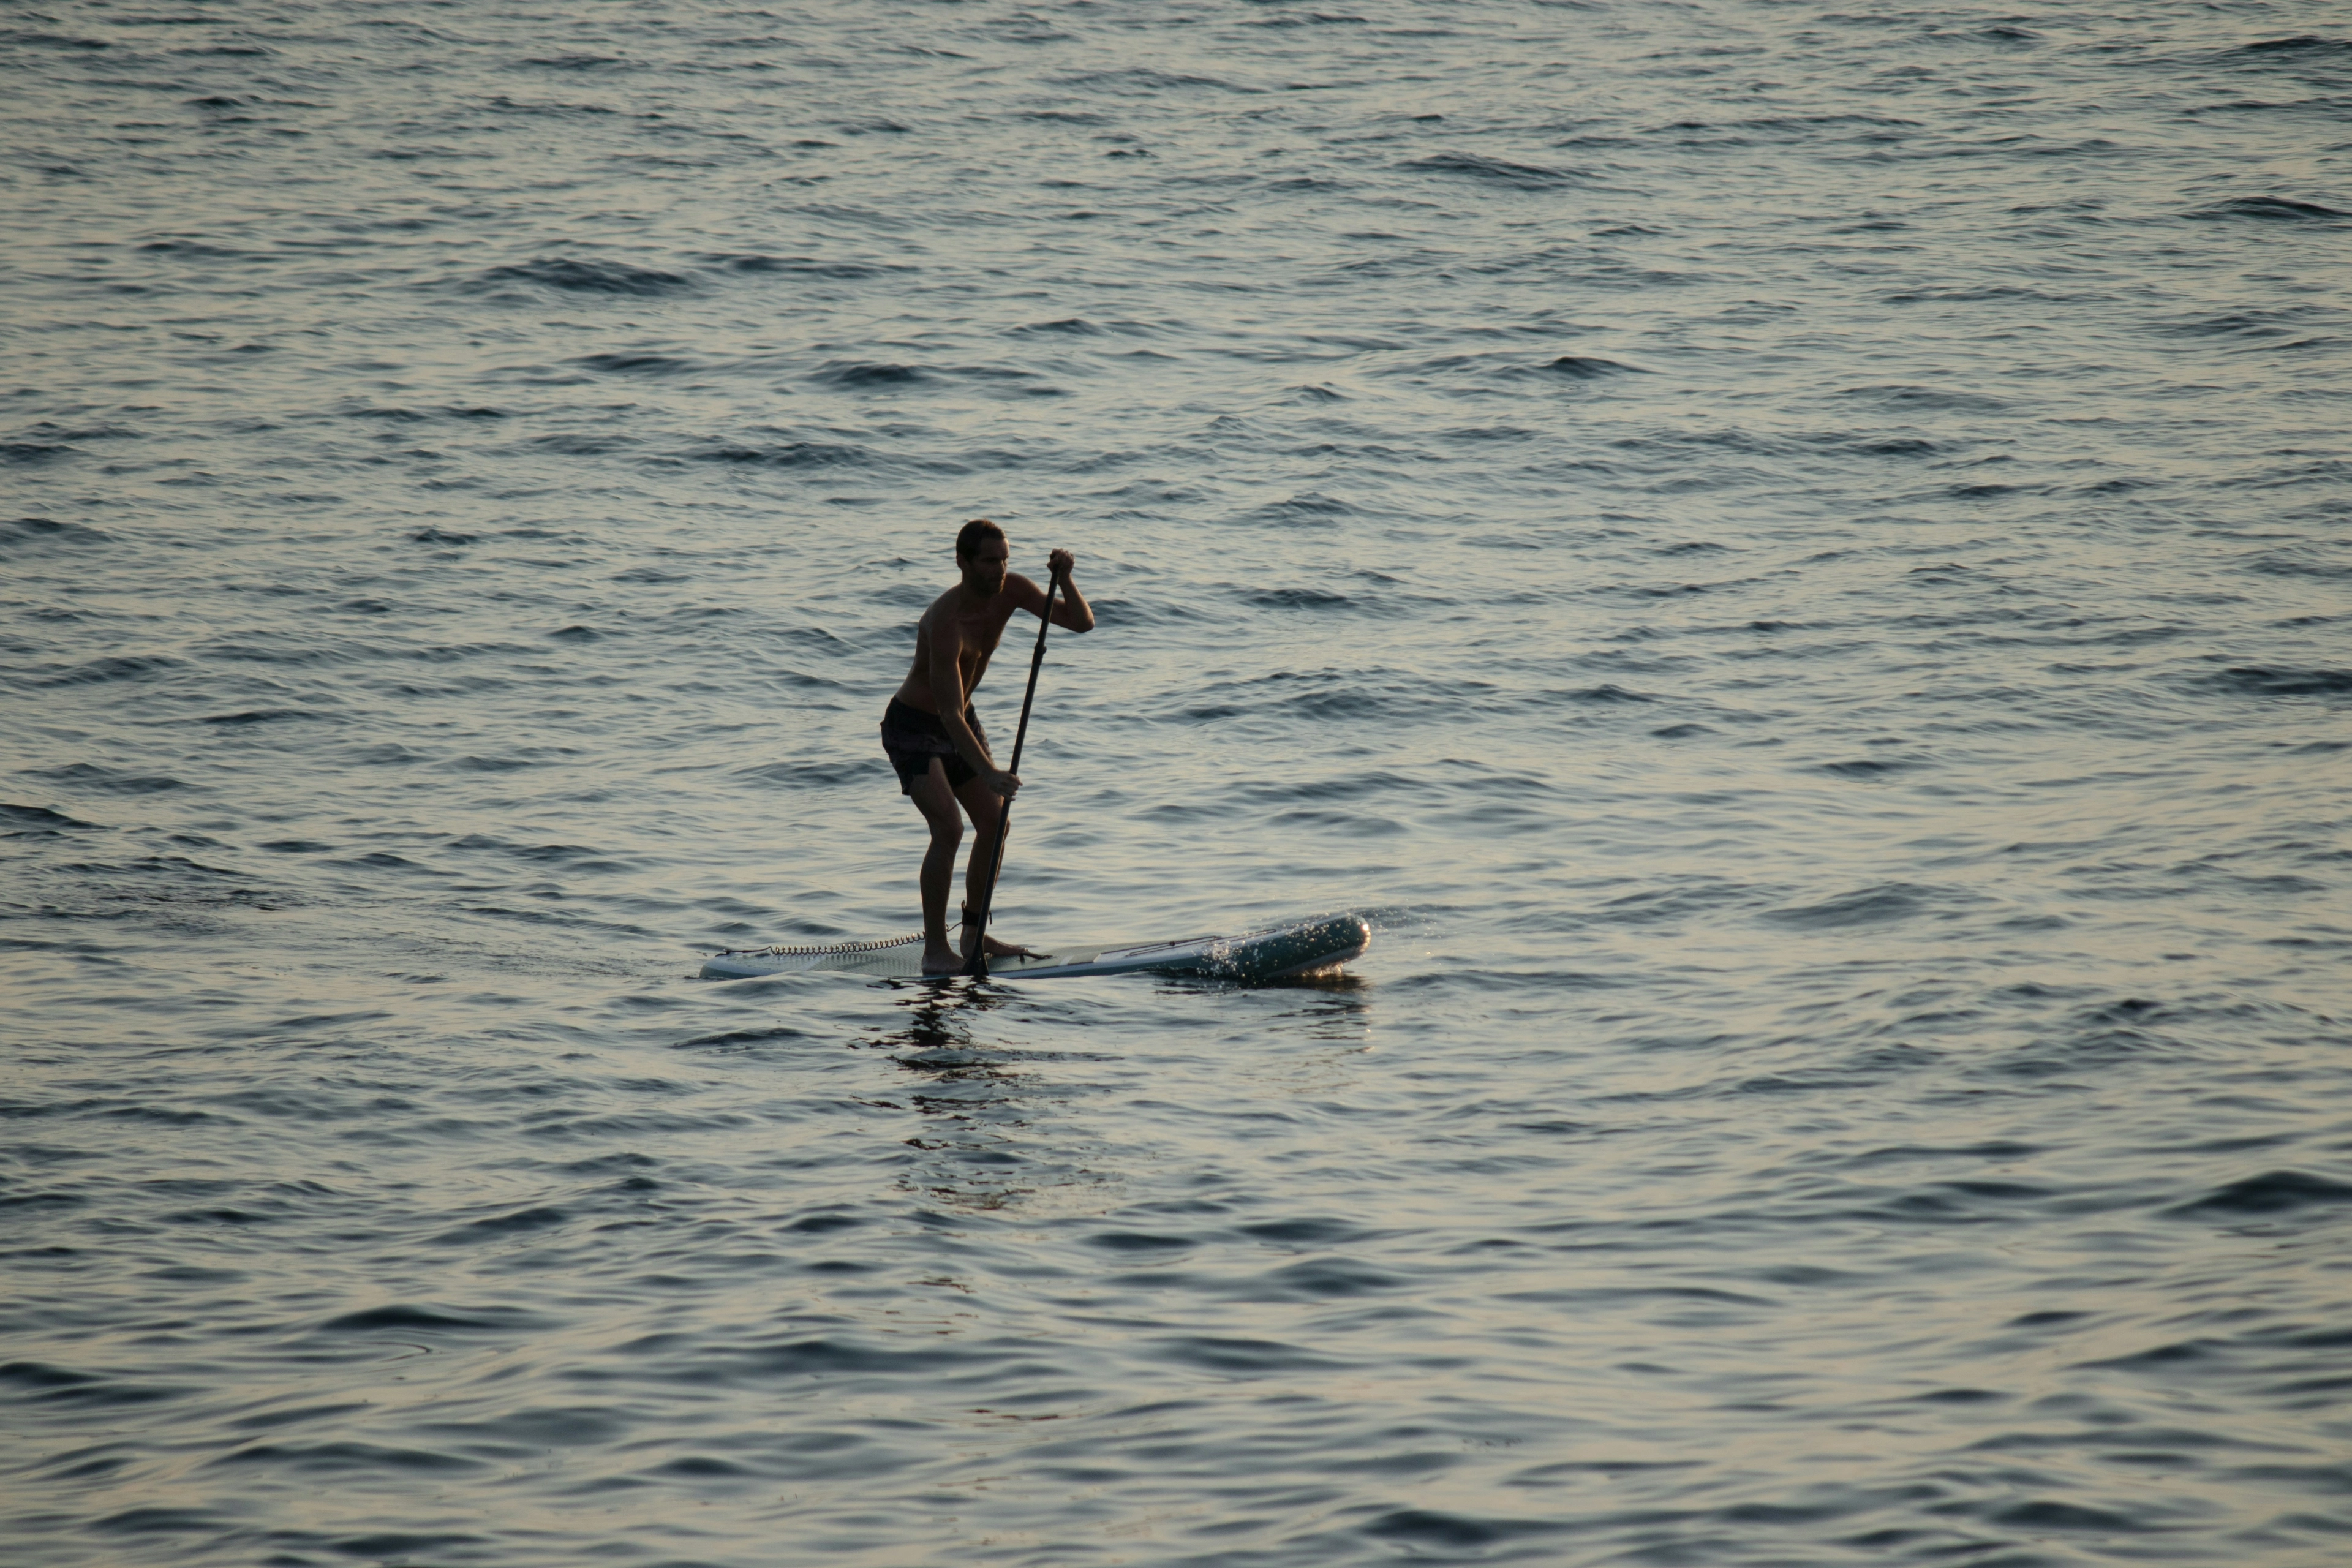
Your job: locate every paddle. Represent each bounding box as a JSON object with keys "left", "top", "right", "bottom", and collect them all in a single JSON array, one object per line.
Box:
[{"left": 962, "top": 566, "right": 1062, "bottom": 978}]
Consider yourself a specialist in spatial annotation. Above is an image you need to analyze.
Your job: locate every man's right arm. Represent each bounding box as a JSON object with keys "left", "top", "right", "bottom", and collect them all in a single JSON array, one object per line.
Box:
[{"left": 927, "top": 619, "right": 1017, "bottom": 799}]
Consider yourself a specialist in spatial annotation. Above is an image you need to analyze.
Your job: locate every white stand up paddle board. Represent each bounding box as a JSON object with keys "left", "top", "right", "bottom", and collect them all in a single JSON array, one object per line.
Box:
[{"left": 701, "top": 913, "right": 1370, "bottom": 983}]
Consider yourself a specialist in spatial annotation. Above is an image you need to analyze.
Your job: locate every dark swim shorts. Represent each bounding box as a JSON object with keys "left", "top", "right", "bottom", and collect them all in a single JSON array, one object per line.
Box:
[{"left": 880, "top": 696, "right": 986, "bottom": 794}]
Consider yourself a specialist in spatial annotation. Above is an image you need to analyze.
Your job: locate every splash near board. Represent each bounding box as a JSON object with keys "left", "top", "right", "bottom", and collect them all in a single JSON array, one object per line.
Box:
[{"left": 701, "top": 913, "right": 1370, "bottom": 984}]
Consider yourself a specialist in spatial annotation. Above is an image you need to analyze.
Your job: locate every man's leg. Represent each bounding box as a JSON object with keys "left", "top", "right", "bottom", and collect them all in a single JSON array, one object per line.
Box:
[
  {"left": 907, "top": 758, "right": 965, "bottom": 974},
  {"left": 952, "top": 774, "right": 1036, "bottom": 959}
]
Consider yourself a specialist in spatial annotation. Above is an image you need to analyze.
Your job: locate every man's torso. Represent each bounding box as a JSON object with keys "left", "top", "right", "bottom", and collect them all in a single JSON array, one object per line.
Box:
[{"left": 892, "top": 582, "right": 1021, "bottom": 713}]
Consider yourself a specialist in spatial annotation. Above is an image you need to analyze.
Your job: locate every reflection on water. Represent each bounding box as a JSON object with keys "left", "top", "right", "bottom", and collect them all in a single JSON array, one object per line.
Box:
[
  {"left": 1259, "top": 974, "right": 1376, "bottom": 1046},
  {"left": 870, "top": 981, "right": 1108, "bottom": 1216},
  {"left": 873, "top": 978, "right": 995, "bottom": 1054}
]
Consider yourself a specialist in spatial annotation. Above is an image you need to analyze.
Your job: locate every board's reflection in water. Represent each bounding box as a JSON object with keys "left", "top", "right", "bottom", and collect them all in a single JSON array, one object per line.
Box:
[
  {"left": 868, "top": 981, "right": 1106, "bottom": 1215},
  {"left": 867, "top": 976, "right": 1379, "bottom": 1214},
  {"left": 1261, "top": 971, "right": 1374, "bottom": 1046}
]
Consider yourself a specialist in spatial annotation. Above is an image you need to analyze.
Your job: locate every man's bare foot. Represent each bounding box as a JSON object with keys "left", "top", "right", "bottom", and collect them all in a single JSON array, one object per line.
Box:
[
  {"left": 981, "top": 933, "right": 1039, "bottom": 959},
  {"left": 959, "top": 908, "right": 1041, "bottom": 961},
  {"left": 920, "top": 944, "right": 962, "bottom": 975}
]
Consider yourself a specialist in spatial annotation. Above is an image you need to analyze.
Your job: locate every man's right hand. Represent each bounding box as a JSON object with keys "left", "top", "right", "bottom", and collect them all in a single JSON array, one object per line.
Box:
[{"left": 987, "top": 767, "right": 1021, "bottom": 800}]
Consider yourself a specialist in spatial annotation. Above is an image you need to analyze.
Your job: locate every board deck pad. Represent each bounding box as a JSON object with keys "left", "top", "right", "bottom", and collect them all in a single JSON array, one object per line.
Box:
[{"left": 701, "top": 913, "right": 1370, "bottom": 983}]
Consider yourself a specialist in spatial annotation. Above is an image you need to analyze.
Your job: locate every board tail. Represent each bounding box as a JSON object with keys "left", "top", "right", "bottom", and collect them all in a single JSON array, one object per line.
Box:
[{"left": 702, "top": 932, "right": 924, "bottom": 979}]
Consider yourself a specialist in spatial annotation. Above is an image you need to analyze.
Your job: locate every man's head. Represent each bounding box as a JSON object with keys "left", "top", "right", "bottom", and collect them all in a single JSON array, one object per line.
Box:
[{"left": 956, "top": 518, "right": 1009, "bottom": 596}]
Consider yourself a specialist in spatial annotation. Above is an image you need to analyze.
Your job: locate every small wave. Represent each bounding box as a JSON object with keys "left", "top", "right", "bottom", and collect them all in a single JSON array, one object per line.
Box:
[
  {"left": 23, "top": 655, "right": 181, "bottom": 689},
  {"left": 1366, "top": 1509, "right": 1557, "bottom": 1548},
  {"left": 2168, "top": 1170, "right": 2352, "bottom": 1218},
  {"left": 2225, "top": 36, "right": 2352, "bottom": 60},
  {"left": 740, "top": 759, "right": 880, "bottom": 788},
  {"left": 24, "top": 764, "right": 186, "bottom": 795},
  {"left": 1049, "top": 66, "right": 1252, "bottom": 94},
  {"left": 1245, "top": 9, "right": 1371, "bottom": 27},
  {"left": 571, "top": 351, "right": 695, "bottom": 375},
  {"left": 1249, "top": 491, "right": 1354, "bottom": 522},
  {"left": 1542, "top": 354, "right": 1642, "bottom": 378},
  {"left": 1250, "top": 587, "right": 1352, "bottom": 610},
  {"left": 529, "top": 433, "right": 628, "bottom": 455},
  {"left": 0, "top": 442, "right": 77, "bottom": 465},
  {"left": 687, "top": 440, "right": 869, "bottom": 467},
  {"left": 334, "top": 851, "right": 446, "bottom": 875},
  {"left": 679, "top": 1023, "right": 821, "bottom": 1049},
  {"left": 2, "top": 516, "right": 108, "bottom": 550},
  {"left": 208, "top": 1439, "right": 483, "bottom": 1476},
  {"left": 1841, "top": 383, "right": 2007, "bottom": 412},
  {"left": 1087, "top": 1229, "right": 1194, "bottom": 1253},
  {"left": 1250, "top": 1257, "right": 1406, "bottom": 1299},
  {"left": 1, "top": 802, "right": 104, "bottom": 833},
  {"left": 1008, "top": 317, "right": 1101, "bottom": 336},
  {"left": 0, "top": 1362, "right": 181, "bottom": 1408},
  {"left": 2165, "top": 308, "right": 2319, "bottom": 339},
  {"left": 1148, "top": 1334, "right": 1336, "bottom": 1373},
  {"left": 1767, "top": 884, "right": 1925, "bottom": 929},
  {"left": 135, "top": 238, "right": 246, "bottom": 258},
  {"left": 2185, "top": 196, "right": 2348, "bottom": 224},
  {"left": 1403, "top": 151, "right": 1581, "bottom": 187},
  {"left": 477, "top": 258, "right": 695, "bottom": 296},
  {"left": 1238, "top": 1215, "right": 1373, "bottom": 1245},
  {"left": 1988, "top": 1501, "right": 2149, "bottom": 1533},
  {"left": 2207, "top": 666, "right": 2352, "bottom": 696},
  {"left": 813, "top": 362, "right": 925, "bottom": 388},
  {"left": 431, "top": 1206, "right": 568, "bottom": 1244},
  {"left": 407, "top": 526, "right": 477, "bottom": 545},
  {"left": 2247, "top": 549, "right": 2352, "bottom": 581},
  {"left": 315, "top": 1304, "right": 534, "bottom": 1335},
  {"left": 706, "top": 254, "right": 909, "bottom": 279}
]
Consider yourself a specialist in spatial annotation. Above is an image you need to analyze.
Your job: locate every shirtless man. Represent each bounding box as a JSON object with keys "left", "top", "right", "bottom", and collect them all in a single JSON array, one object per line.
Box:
[{"left": 880, "top": 519, "right": 1095, "bottom": 974}]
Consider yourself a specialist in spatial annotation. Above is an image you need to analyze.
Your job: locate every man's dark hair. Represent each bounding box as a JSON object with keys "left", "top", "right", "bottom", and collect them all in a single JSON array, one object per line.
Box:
[{"left": 956, "top": 518, "right": 1006, "bottom": 559}]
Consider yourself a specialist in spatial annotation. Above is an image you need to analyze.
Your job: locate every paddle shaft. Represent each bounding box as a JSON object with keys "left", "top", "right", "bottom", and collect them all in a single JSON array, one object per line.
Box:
[{"left": 963, "top": 570, "right": 1060, "bottom": 978}]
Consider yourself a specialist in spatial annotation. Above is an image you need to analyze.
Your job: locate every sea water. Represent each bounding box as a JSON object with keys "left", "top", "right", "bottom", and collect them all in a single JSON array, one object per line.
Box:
[{"left": 4, "top": 2, "right": 2350, "bottom": 1564}]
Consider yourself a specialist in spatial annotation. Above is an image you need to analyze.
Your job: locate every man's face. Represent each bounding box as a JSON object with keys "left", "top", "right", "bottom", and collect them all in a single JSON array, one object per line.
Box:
[{"left": 960, "top": 539, "right": 1009, "bottom": 597}]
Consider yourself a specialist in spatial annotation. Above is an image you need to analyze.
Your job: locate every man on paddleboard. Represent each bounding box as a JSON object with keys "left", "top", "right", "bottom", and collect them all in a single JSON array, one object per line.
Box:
[{"left": 881, "top": 519, "right": 1095, "bottom": 975}]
